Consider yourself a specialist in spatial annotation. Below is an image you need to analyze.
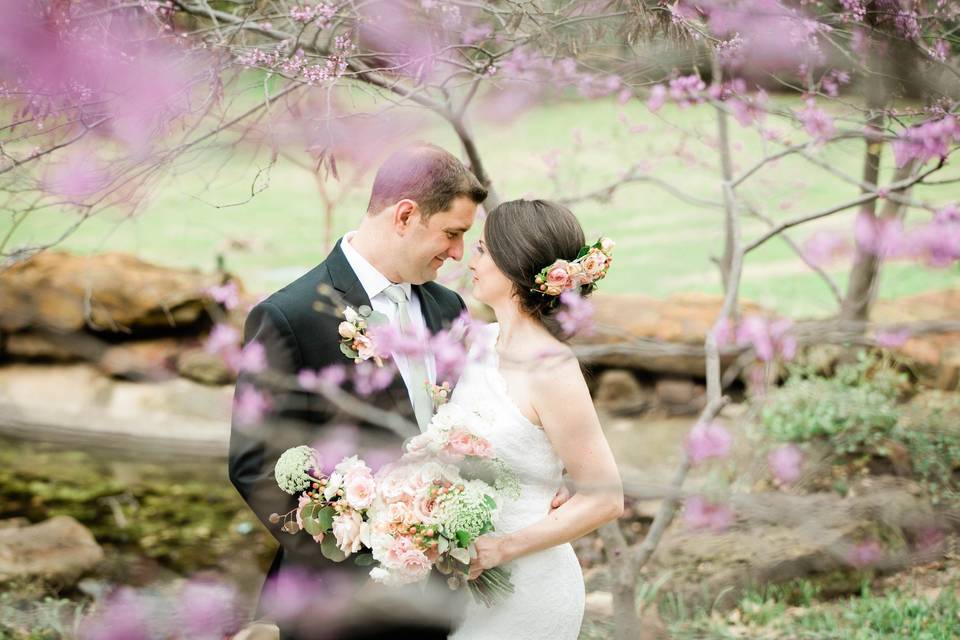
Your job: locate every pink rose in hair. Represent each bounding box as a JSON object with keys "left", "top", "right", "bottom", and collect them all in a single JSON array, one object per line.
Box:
[
  {"left": 581, "top": 250, "right": 606, "bottom": 278},
  {"left": 546, "top": 261, "right": 571, "bottom": 289}
]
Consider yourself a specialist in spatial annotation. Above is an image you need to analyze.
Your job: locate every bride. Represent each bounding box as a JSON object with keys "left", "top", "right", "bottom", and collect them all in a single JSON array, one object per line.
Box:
[{"left": 448, "top": 199, "right": 624, "bottom": 639}]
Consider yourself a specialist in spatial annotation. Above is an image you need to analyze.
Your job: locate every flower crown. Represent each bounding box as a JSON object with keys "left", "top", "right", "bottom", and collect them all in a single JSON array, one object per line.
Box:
[{"left": 533, "top": 237, "right": 615, "bottom": 297}]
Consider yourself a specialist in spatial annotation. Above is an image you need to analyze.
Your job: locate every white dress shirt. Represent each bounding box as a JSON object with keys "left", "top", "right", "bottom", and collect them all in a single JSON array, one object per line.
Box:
[{"left": 339, "top": 231, "right": 437, "bottom": 406}]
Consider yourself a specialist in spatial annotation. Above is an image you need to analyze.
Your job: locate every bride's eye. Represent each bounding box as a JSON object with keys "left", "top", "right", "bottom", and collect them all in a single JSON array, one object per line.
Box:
[{"left": 474, "top": 242, "right": 484, "bottom": 254}]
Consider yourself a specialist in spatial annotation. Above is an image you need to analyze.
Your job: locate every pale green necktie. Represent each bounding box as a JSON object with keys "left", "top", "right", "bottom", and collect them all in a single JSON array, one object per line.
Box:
[{"left": 382, "top": 284, "right": 433, "bottom": 431}]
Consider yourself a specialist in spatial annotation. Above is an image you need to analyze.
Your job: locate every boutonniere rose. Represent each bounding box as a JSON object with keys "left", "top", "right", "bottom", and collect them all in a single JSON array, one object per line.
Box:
[{"left": 339, "top": 305, "right": 388, "bottom": 366}]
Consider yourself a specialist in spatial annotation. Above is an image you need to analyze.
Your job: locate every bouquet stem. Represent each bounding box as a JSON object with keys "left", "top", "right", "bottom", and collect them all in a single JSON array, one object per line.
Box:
[{"left": 466, "top": 566, "right": 514, "bottom": 607}]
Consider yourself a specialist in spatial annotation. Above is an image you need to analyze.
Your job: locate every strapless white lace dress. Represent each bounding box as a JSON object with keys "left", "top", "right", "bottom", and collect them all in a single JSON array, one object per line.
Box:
[{"left": 448, "top": 323, "right": 585, "bottom": 639}]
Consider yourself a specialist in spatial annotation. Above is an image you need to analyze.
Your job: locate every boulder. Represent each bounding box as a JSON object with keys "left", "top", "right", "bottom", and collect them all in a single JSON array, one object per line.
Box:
[
  {"left": 593, "top": 370, "right": 652, "bottom": 415},
  {"left": 0, "top": 251, "right": 223, "bottom": 334},
  {"left": 639, "top": 478, "right": 941, "bottom": 612},
  {"left": 573, "top": 293, "right": 770, "bottom": 377},
  {"left": 0, "top": 515, "right": 104, "bottom": 586}
]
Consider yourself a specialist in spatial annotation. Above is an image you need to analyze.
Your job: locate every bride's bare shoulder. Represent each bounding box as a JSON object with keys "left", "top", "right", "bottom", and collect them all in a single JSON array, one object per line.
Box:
[{"left": 528, "top": 336, "right": 582, "bottom": 381}]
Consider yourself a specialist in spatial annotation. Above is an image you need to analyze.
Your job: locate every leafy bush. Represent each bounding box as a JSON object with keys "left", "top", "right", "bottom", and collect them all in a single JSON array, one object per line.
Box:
[
  {"left": 759, "top": 349, "right": 960, "bottom": 504},
  {"left": 760, "top": 350, "right": 906, "bottom": 454}
]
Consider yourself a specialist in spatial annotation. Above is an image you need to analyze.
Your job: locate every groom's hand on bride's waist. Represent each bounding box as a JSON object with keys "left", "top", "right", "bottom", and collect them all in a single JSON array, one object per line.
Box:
[{"left": 549, "top": 485, "right": 572, "bottom": 512}]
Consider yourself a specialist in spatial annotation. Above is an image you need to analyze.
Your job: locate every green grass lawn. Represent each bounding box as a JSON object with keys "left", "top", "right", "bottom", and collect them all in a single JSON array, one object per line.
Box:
[{"left": 7, "top": 93, "right": 960, "bottom": 319}]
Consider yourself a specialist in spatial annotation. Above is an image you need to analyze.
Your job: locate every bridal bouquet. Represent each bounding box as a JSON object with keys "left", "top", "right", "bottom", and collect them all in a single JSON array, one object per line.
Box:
[{"left": 272, "top": 403, "right": 519, "bottom": 607}]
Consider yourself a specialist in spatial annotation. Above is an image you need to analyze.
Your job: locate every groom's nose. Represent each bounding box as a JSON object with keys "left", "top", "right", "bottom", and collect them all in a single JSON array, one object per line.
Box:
[{"left": 446, "top": 236, "right": 464, "bottom": 261}]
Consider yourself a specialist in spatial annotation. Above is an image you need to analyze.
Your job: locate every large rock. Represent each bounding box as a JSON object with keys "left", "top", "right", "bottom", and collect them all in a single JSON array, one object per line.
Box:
[
  {"left": 593, "top": 370, "right": 653, "bottom": 415},
  {"left": 872, "top": 289, "right": 960, "bottom": 390},
  {"left": 0, "top": 515, "right": 104, "bottom": 585},
  {"left": 0, "top": 251, "right": 223, "bottom": 334},
  {"left": 573, "top": 293, "right": 771, "bottom": 377},
  {"left": 640, "top": 477, "right": 941, "bottom": 612}
]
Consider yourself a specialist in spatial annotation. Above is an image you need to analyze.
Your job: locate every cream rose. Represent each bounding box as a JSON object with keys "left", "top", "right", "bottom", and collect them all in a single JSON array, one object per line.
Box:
[
  {"left": 338, "top": 321, "right": 357, "bottom": 339},
  {"left": 331, "top": 510, "right": 366, "bottom": 556},
  {"left": 344, "top": 470, "right": 376, "bottom": 510}
]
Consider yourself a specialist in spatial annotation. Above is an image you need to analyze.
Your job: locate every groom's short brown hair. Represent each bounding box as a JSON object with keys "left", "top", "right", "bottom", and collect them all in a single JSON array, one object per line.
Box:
[{"left": 366, "top": 143, "right": 487, "bottom": 218}]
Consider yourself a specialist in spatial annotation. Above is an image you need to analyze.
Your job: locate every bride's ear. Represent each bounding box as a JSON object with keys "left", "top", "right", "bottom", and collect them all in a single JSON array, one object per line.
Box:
[{"left": 392, "top": 199, "right": 419, "bottom": 234}]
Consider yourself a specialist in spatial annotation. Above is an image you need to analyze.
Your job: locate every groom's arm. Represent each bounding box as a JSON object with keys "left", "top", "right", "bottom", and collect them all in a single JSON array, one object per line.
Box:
[{"left": 228, "top": 301, "right": 328, "bottom": 561}]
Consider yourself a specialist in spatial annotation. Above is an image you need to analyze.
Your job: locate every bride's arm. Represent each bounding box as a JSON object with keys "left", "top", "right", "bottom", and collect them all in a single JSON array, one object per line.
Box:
[{"left": 469, "top": 353, "right": 623, "bottom": 576}]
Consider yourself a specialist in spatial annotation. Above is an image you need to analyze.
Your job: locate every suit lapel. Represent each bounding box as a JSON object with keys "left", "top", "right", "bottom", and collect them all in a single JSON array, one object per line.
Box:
[
  {"left": 327, "top": 239, "right": 372, "bottom": 310},
  {"left": 413, "top": 284, "right": 443, "bottom": 335}
]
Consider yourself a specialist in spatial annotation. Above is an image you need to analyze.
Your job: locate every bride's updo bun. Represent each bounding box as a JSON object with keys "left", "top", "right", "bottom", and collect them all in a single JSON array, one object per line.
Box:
[{"left": 484, "top": 199, "right": 594, "bottom": 341}]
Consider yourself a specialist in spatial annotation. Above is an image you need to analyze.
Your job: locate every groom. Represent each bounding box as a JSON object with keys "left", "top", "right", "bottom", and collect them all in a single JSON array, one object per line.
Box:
[{"left": 229, "top": 143, "right": 487, "bottom": 639}]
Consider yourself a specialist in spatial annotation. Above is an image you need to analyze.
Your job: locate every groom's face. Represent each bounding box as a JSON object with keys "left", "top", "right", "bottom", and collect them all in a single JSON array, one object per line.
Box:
[{"left": 397, "top": 196, "right": 477, "bottom": 283}]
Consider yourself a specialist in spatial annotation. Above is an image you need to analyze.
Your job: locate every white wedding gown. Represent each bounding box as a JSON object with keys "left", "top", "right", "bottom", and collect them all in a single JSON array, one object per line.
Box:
[{"left": 448, "top": 322, "right": 585, "bottom": 639}]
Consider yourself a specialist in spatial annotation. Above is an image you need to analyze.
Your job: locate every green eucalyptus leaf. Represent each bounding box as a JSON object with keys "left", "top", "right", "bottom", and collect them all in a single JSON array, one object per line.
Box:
[
  {"left": 321, "top": 535, "right": 347, "bottom": 562},
  {"left": 340, "top": 343, "right": 359, "bottom": 359}
]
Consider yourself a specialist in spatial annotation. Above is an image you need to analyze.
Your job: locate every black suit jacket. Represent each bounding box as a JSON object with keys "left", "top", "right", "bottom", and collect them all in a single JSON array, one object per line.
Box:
[{"left": 229, "top": 239, "right": 468, "bottom": 639}]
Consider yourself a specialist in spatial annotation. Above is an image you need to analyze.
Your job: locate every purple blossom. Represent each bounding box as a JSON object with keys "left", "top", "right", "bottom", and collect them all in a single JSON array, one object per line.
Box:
[
  {"left": 767, "top": 444, "right": 804, "bottom": 485},
  {"left": 729, "top": 90, "right": 768, "bottom": 127},
  {"left": 430, "top": 327, "right": 470, "bottom": 384},
  {"left": 846, "top": 539, "right": 883, "bottom": 568},
  {"left": 801, "top": 230, "right": 851, "bottom": 267},
  {"left": 259, "top": 568, "right": 337, "bottom": 624},
  {"left": 735, "top": 315, "right": 775, "bottom": 361},
  {"left": 175, "top": 577, "right": 240, "bottom": 639},
  {"left": 733, "top": 314, "right": 797, "bottom": 362},
  {"left": 914, "top": 526, "right": 945, "bottom": 554},
  {"left": 462, "top": 24, "right": 493, "bottom": 45},
  {"left": 646, "top": 84, "right": 667, "bottom": 112},
  {"left": 352, "top": 361, "right": 396, "bottom": 396},
  {"left": 683, "top": 495, "right": 734, "bottom": 533},
  {"left": 233, "top": 385, "right": 271, "bottom": 426},
  {"left": 78, "top": 587, "right": 153, "bottom": 640},
  {"left": 44, "top": 153, "right": 111, "bottom": 203},
  {"left": 311, "top": 425, "right": 360, "bottom": 476},
  {"left": 299, "top": 364, "right": 348, "bottom": 390},
  {"left": 711, "top": 315, "right": 736, "bottom": 348},
  {"left": 903, "top": 209, "right": 960, "bottom": 267},
  {"left": 799, "top": 98, "right": 835, "bottom": 143},
  {"left": 892, "top": 116, "right": 960, "bottom": 168},
  {"left": 368, "top": 321, "right": 430, "bottom": 360},
  {"left": 556, "top": 291, "right": 596, "bottom": 337},
  {"left": 668, "top": 74, "right": 706, "bottom": 108},
  {"left": 874, "top": 328, "right": 911, "bottom": 348},
  {"left": 840, "top": 0, "right": 866, "bottom": 22},
  {"left": 204, "top": 324, "right": 240, "bottom": 355},
  {"left": 206, "top": 281, "right": 240, "bottom": 310},
  {"left": 230, "top": 341, "right": 267, "bottom": 374},
  {"left": 685, "top": 421, "right": 733, "bottom": 465},
  {"left": 854, "top": 211, "right": 906, "bottom": 259}
]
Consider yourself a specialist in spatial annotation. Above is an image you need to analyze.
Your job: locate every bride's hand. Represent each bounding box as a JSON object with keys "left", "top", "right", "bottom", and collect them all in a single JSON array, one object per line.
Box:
[{"left": 467, "top": 535, "right": 508, "bottom": 580}]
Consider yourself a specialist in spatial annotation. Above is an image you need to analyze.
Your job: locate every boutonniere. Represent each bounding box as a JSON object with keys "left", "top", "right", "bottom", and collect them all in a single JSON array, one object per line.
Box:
[
  {"left": 338, "top": 305, "right": 388, "bottom": 366},
  {"left": 425, "top": 380, "right": 451, "bottom": 409}
]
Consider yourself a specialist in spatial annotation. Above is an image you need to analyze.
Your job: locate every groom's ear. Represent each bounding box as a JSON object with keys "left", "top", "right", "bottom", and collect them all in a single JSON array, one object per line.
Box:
[{"left": 392, "top": 198, "right": 420, "bottom": 234}]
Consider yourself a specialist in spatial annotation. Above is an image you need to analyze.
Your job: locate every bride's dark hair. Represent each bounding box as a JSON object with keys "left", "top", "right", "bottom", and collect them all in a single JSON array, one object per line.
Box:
[{"left": 484, "top": 199, "right": 594, "bottom": 341}]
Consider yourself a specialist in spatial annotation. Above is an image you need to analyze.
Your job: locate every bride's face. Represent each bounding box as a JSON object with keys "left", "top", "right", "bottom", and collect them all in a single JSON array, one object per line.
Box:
[{"left": 468, "top": 229, "right": 514, "bottom": 306}]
